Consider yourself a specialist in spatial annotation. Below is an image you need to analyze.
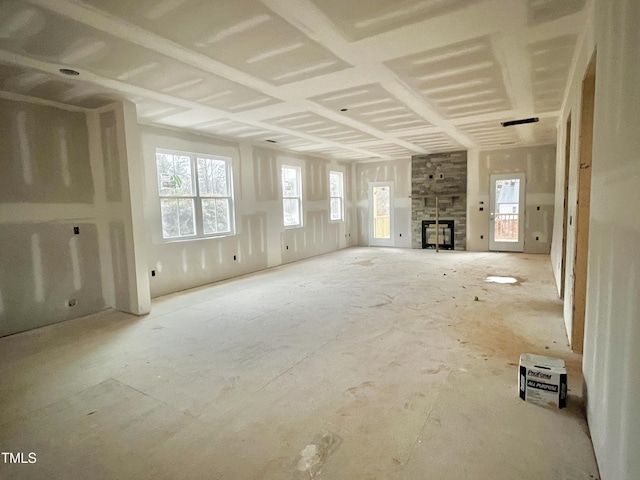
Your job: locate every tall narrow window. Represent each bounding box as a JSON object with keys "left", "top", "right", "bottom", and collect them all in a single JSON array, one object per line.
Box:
[
  {"left": 157, "top": 152, "right": 196, "bottom": 238},
  {"left": 197, "top": 157, "right": 232, "bottom": 235},
  {"left": 156, "top": 150, "right": 234, "bottom": 240},
  {"left": 329, "top": 171, "right": 344, "bottom": 221},
  {"left": 282, "top": 165, "right": 302, "bottom": 227}
]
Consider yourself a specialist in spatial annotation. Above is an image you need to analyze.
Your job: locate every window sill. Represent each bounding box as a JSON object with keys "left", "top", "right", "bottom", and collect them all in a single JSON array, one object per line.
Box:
[{"left": 160, "top": 232, "right": 236, "bottom": 244}]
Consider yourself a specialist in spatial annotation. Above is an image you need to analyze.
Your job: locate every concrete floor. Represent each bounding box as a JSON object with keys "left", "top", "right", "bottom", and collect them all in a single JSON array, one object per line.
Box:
[{"left": 0, "top": 248, "right": 600, "bottom": 480}]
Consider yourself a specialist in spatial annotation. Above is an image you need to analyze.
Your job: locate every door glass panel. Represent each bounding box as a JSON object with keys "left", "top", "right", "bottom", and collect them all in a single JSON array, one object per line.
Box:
[
  {"left": 373, "top": 186, "right": 390, "bottom": 239},
  {"left": 493, "top": 178, "right": 520, "bottom": 242}
]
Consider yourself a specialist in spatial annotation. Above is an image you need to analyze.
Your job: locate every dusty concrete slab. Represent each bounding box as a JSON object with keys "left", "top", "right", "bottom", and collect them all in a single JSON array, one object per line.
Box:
[{"left": 0, "top": 248, "right": 599, "bottom": 479}]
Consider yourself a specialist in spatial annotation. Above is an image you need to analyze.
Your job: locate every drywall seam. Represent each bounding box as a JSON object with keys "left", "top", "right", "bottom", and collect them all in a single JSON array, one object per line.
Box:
[{"left": 87, "top": 109, "right": 116, "bottom": 309}]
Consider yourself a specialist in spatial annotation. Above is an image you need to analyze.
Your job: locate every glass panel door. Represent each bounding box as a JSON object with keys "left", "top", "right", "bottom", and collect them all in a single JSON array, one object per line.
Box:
[
  {"left": 369, "top": 182, "right": 394, "bottom": 246},
  {"left": 489, "top": 173, "right": 525, "bottom": 252}
]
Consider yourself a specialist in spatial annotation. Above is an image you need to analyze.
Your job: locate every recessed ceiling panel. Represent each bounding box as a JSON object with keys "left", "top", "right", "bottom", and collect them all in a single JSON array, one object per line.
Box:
[
  {"left": 310, "top": 83, "right": 429, "bottom": 133},
  {"left": 530, "top": 117, "right": 557, "bottom": 144},
  {"left": 0, "top": 1, "right": 281, "bottom": 113},
  {"left": 188, "top": 119, "right": 322, "bottom": 151},
  {"left": 458, "top": 120, "right": 521, "bottom": 147},
  {"left": 385, "top": 36, "right": 512, "bottom": 119},
  {"left": 0, "top": 0, "right": 586, "bottom": 155},
  {"left": 133, "top": 97, "right": 191, "bottom": 121},
  {"left": 357, "top": 142, "right": 416, "bottom": 158},
  {"left": 0, "top": 63, "right": 116, "bottom": 108},
  {"left": 399, "top": 131, "right": 463, "bottom": 152},
  {"left": 310, "top": 0, "right": 483, "bottom": 41},
  {"left": 80, "top": 0, "right": 351, "bottom": 85},
  {"left": 307, "top": 146, "right": 370, "bottom": 160},
  {"left": 527, "top": 0, "right": 586, "bottom": 26},
  {"left": 528, "top": 35, "right": 577, "bottom": 113},
  {"left": 263, "top": 112, "right": 378, "bottom": 144}
]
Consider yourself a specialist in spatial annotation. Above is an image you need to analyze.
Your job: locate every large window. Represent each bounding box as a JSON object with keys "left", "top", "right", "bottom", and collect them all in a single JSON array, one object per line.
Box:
[
  {"left": 282, "top": 165, "right": 302, "bottom": 227},
  {"left": 156, "top": 150, "right": 234, "bottom": 240},
  {"left": 329, "top": 171, "right": 344, "bottom": 221}
]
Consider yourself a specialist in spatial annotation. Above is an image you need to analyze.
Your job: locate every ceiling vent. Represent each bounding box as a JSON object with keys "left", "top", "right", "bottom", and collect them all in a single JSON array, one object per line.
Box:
[
  {"left": 501, "top": 117, "right": 539, "bottom": 127},
  {"left": 59, "top": 68, "right": 80, "bottom": 76}
]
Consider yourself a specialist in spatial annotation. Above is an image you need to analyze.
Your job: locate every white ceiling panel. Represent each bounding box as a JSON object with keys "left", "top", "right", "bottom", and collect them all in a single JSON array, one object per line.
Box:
[
  {"left": 0, "top": 0, "right": 589, "bottom": 160},
  {"left": 263, "top": 112, "right": 379, "bottom": 144},
  {"left": 310, "top": 83, "right": 430, "bottom": 133},
  {"left": 530, "top": 117, "right": 558, "bottom": 144},
  {"left": 0, "top": 62, "right": 116, "bottom": 108},
  {"left": 399, "top": 131, "right": 464, "bottom": 153},
  {"left": 458, "top": 120, "right": 521, "bottom": 148},
  {"left": 385, "top": 36, "right": 512, "bottom": 119},
  {"left": 310, "top": 0, "right": 484, "bottom": 41},
  {"left": 0, "top": 1, "right": 281, "bottom": 113},
  {"left": 528, "top": 35, "right": 577, "bottom": 113},
  {"left": 526, "top": 0, "right": 587, "bottom": 26},
  {"left": 80, "top": 0, "right": 351, "bottom": 85}
]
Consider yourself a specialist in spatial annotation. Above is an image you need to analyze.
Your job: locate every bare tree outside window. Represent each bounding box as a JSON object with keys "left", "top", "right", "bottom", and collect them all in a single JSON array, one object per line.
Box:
[
  {"left": 282, "top": 166, "right": 302, "bottom": 227},
  {"left": 156, "top": 150, "right": 234, "bottom": 240}
]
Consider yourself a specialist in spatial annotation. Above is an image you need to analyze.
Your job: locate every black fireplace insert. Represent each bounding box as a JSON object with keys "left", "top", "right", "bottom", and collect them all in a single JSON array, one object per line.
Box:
[{"left": 422, "top": 220, "right": 454, "bottom": 250}]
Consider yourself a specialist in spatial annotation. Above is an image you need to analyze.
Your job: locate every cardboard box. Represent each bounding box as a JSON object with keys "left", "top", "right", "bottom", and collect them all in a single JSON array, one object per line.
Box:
[{"left": 518, "top": 354, "right": 567, "bottom": 409}]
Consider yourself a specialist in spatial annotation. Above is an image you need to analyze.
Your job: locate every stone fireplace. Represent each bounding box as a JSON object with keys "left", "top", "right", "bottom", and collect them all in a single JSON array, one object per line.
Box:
[{"left": 411, "top": 151, "right": 467, "bottom": 250}]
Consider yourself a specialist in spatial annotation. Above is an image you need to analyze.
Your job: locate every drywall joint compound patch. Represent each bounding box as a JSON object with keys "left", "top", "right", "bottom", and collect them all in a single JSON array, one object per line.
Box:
[{"left": 518, "top": 353, "right": 567, "bottom": 409}]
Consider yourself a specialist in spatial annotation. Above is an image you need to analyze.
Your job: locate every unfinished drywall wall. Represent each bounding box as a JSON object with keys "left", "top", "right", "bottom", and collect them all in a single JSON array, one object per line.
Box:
[
  {"left": 550, "top": 0, "right": 640, "bottom": 478},
  {"left": 140, "top": 125, "right": 355, "bottom": 298},
  {"left": 0, "top": 222, "right": 103, "bottom": 336},
  {"left": 550, "top": 2, "right": 596, "bottom": 335},
  {"left": 0, "top": 97, "right": 105, "bottom": 336},
  {"left": 355, "top": 159, "right": 412, "bottom": 247},
  {"left": 467, "top": 145, "right": 556, "bottom": 253},
  {"left": 0, "top": 97, "right": 94, "bottom": 203},
  {"left": 89, "top": 102, "right": 151, "bottom": 317},
  {"left": 0, "top": 96, "right": 151, "bottom": 336}
]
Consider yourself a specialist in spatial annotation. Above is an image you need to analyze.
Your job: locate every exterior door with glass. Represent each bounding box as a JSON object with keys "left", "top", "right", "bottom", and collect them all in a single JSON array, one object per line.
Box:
[
  {"left": 369, "top": 182, "right": 394, "bottom": 246},
  {"left": 489, "top": 173, "right": 525, "bottom": 252}
]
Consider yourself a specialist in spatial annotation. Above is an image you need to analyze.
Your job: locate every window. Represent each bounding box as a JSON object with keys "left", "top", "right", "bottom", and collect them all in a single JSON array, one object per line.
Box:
[
  {"left": 156, "top": 150, "right": 234, "bottom": 240},
  {"left": 282, "top": 165, "right": 302, "bottom": 227},
  {"left": 329, "top": 171, "right": 344, "bottom": 221}
]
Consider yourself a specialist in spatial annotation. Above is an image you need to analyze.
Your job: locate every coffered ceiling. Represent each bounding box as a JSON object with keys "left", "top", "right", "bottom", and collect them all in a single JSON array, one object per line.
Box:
[{"left": 0, "top": 0, "right": 587, "bottom": 160}]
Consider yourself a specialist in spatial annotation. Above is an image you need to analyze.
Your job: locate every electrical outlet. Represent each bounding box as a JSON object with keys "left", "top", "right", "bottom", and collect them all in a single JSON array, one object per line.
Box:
[
  {"left": 286, "top": 246, "right": 289, "bottom": 250},
  {"left": 480, "top": 235, "right": 484, "bottom": 239},
  {"left": 439, "top": 173, "right": 445, "bottom": 179},
  {"left": 428, "top": 174, "right": 434, "bottom": 179},
  {"left": 73, "top": 226, "right": 79, "bottom": 235},
  {"left": 68, "top": 299, "right": 77, "bottom": 307},
  {"left": 399, "top": 233, "right": 402, "bottom": 237},
  {"left": 233, "top": 255, "right": 237, "bottom": 261},
  {"left": 479, "top": 207, "right": 484, "bottom": 211},
  {"left": 151, "top": 270, "right": 156, "bottom": 277},
  {"left": 537, "top": 206, "right": 540, "bottom": 211},
  {"left": 536, "top": 236, "right": 539, "bottom": 241}
]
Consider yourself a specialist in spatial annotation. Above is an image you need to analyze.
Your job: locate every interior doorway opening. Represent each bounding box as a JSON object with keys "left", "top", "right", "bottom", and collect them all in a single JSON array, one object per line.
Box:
[
  {"left": 560, "top": 114, "right": 572, "bottom": 299},
  {"left": 570, "top": 53, "right": 596, "bottom": 353}
]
